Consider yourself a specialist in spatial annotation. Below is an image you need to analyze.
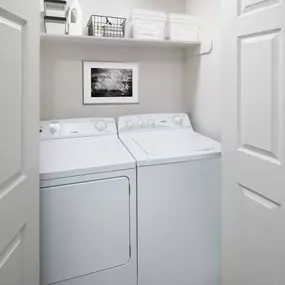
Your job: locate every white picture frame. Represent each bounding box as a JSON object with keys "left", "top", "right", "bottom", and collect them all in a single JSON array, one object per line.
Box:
[{"left": 83, "top": 61, "right": 139, "bottom": 105}]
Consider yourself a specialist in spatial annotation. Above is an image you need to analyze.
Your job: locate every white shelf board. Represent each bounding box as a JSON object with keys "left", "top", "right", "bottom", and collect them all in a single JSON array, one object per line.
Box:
[{"left": 40, "top": 33, "right": 201, "bottom": 49}]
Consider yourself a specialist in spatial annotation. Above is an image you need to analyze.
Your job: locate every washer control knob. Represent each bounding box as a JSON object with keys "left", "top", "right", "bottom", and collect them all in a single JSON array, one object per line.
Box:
[
  {"left": 173, "top": 116, "right": 183, "bottom": 126},
  {"left": 96, "top": 120, "right": 107, "bottom": 131},
  {"left": 138, "top": 120, "right": 144, "bottom": 127},
  {"left": 148, "top": 119, "right": 155, "bottom": 127},
  {"left": 126, "top": 121, "right": 133, "bottom": 129},
  {"left": 49, "top": 122, "right": 60, "bottom": 134}
]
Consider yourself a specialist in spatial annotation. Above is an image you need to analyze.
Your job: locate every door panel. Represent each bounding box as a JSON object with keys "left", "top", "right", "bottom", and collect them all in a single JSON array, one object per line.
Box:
[
  {"left": 238, "top": 30, "right": 281, "bottom": 160},
  {"left": 0, "top": 231, "right": 24, "bottom": 285},
  {"left": 0, "top": 181, "right": 26, "bottom": 258},
  {"left": 238, "top": 0, "right": 281, "bottom": 16},
  {"left": 41, "top": 178, "right": 131, "bottom": 285},
  {"left": 236, "top": 184, "right": 281, "bottom": 285},
  {"left": 222, "top": 0, "right": 285, "bottom": 284},
  {"left": 0, "top": 10, "right": 26, "bottom": 271},
  {"left": 0, "top": 0, "right": 39, "bottom": 284},
  {"left": 0, "top": 13, "right": 23, "bottom": 187}
]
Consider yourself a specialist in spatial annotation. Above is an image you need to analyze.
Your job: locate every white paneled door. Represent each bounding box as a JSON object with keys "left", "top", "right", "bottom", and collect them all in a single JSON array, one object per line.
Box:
[
  {"left": 0, "top": 0, "right": 39, "bottom": 284},
  {"left": 222, "top": 1, "right": 285, "bottom": 285}
]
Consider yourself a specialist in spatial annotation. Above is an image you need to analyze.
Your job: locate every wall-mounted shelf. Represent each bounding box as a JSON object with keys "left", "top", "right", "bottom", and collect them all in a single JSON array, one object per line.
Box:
[{"left": 40, "top": 33, "right": 205, "bottom": 50}]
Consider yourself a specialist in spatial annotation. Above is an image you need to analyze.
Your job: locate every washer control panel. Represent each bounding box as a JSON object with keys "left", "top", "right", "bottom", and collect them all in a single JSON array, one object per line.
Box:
[
  {"left": 40, "top": 118, "right": 117, "bottom": 140},
  {"left": 118, "top": 114, "right": 192, "bottom": 133}
]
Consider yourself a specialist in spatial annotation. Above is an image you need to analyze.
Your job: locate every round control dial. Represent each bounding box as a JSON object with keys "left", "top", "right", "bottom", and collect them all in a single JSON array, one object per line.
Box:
[
  {"left": 173, "top": 116, "right": 183, "bottom": 126},
  {"left": 49, "top": 122, "right": 60, "bottom": 134},
  {"left": 95, "top": 120, "right": 107, "bottom": 131}
]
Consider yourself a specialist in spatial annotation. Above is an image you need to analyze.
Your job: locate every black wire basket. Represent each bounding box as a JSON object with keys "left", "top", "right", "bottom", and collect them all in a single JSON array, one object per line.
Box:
[{"left": 87, "top": 15, "right": 126, "bottom": 38}]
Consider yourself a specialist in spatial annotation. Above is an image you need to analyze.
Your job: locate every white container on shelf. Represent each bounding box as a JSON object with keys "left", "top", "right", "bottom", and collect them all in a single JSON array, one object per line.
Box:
[
  {"left": 166, "top": 14, "right": 200, "bottom": 42},
  {"left": 126, "top": 9, "right": 167, "bottom": 40},
  {"left": 44, "top": 16, "right": 66, "bottom": 34},
  {"left": 67, "top": 0, "right": 83, "bottom": 35},
  {"left": 44, "top": 0, "right": 66, "bottom": 18}
]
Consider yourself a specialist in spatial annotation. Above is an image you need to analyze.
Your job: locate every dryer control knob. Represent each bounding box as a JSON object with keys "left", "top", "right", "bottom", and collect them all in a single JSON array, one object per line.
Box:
[
  {"left": 96, "top": 120, "right": 107, "bottom": 131},
  {"left": 49, "top": 122, "right": 60, "bottom": 134},
  {"left": 173, "top": 116, "right": 183, "bottom": 126},
  {"left": 138, "top": 120, "right": 144, "bottom": 127},
  {"left": 126, "top": 121, "right": 133, "bottom": 129}
]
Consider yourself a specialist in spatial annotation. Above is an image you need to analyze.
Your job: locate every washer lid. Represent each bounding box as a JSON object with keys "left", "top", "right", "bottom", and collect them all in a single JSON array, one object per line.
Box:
[
  {"left": 120, "top": 129, "right": 221, "bottom": 166},
  {"left": 40, "top": 136, "right": 135, "bottom": 180}
]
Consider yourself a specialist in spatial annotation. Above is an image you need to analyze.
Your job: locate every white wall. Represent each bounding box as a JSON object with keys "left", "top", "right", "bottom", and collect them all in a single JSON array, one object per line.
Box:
[
  {"left": 41, "top": 43, "right": 185, "bottom": 120},
  {"left": 40, "top": 0, "right": 187, "bottom": 120},
  {"left": 186, "top": 0, "right": 222, "bottom": 141}
]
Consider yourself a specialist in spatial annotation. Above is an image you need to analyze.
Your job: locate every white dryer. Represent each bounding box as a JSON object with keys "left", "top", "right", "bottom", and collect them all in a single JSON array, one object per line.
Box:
[
  {"left": 40, "top": 118, "right": 137, "bottom": 285},
  {"left": 118, "top": 113, "right": 221, "bottom": 285}
]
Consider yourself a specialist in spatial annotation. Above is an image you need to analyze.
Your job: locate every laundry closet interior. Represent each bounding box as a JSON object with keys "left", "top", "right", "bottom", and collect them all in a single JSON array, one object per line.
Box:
[
  {"left": 40, "top": 0, "right": 221, "bottom": 285},
  {"left": 1, "top": 0, "right": 283, "bottom": 283}
]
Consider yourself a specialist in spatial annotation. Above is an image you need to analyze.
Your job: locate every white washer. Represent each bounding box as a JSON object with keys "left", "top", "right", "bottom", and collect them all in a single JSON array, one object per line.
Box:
[
  {"left": 118, "top": 113, "right": 221, "bottom": 285},
  {"left": 40, "top": 118, "right": 137, "bottom": 285}
]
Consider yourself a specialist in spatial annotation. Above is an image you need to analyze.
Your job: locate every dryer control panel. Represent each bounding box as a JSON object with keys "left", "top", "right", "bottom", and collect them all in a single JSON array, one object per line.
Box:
[
  {"left": 40, "top": 118, "right": 117, "bottom": 140},
  {"left": 118, "top": 114, "right": 192, "bottom": 133}
]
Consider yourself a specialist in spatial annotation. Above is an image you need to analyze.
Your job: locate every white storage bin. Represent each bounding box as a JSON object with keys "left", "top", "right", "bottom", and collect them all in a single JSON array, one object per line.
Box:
[
  {"left": 44, "top": 16, "right": 66, "bottom": 35},
  {"left": 166, "top": 14, "right": 200, "bottom": 42},
  {"left": 44, "top": 0, "right": 66, "bottom": 18},
  {"left": 126, "top": 9, "right": 167, "bottom": 40}
]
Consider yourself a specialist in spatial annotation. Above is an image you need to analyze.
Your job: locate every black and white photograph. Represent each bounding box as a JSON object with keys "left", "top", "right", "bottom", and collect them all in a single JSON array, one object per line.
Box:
[
  {"left": 91, "top": 68, "right": 133, "bottom": 97},
  {"left": 83, "top": 62, "right": 139, "bottom": 104}
]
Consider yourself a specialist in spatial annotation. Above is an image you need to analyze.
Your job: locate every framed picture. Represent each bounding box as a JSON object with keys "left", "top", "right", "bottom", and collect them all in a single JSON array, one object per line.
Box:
[{"left": 83, "top": 61, "right": 139, "bottom": 104}]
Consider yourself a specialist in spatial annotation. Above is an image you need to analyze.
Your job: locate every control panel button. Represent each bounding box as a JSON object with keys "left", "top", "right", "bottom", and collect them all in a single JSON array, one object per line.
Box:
[
  {"left": 173, "top": 116, "right": 183, "bottom": 126},
  {"left": 49, "top": 122, "right": 60, "bottom": 134},
  {"left": 148, "top": 119, "right": 155, "bottom": 127},
  {"left": 95, "top": 120, "right": 107, "bottom": 131}
]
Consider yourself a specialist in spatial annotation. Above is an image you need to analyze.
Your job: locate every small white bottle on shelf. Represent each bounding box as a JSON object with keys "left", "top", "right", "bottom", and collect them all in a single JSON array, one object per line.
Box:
[{"left": 67, "top": 0, "right": 83, "bottom": 35}]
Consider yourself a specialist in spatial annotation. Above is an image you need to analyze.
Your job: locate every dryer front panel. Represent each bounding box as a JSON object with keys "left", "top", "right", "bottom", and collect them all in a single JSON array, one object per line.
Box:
[{"left": 40, "top": 177, "right": 130, "bottom": 285}]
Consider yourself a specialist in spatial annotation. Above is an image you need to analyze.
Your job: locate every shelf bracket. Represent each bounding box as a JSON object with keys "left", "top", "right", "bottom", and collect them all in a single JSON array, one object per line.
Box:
[{"left": 186, "top": 40, "right": 213, "bottom": 57}]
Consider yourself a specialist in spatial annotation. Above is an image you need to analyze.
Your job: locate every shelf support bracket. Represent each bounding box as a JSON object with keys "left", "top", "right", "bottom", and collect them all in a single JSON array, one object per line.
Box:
[{"left": 186, "top": 40, "right": 213, "bottom": 57}]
